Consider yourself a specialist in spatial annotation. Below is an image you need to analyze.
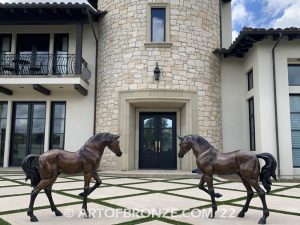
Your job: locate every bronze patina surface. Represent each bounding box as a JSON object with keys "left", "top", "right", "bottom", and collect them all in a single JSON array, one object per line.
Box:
[
  {"left": 22, "top": 132, "right": 122, "bottom": 222},
  {"left": 178, "top": 134, "right": 277, "bottom": 224}
]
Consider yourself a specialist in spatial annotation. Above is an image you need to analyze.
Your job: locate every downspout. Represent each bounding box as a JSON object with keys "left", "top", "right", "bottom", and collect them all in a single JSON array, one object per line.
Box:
[
  {"left": 219, "top": 0, "right": 223, "bottom": 50},
  {"left": 272, "top": 33, "right": 283, "bottom": 177},
  {"left": 87, "top": 9, "right": 99, "bottom": 135}
]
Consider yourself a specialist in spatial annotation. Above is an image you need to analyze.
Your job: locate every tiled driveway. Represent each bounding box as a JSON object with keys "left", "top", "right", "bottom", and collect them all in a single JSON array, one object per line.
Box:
[{"left": 0, "top": 173, "right": 299, "bottom": 225}]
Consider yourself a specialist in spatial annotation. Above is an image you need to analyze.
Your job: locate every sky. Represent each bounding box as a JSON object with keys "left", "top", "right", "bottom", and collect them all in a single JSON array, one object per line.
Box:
[
  {"left": 232, "top": 0, "right": 300, "bottom": 40},
  {"left": 0, "top": 0, "right": 300, "bottom": 42}
]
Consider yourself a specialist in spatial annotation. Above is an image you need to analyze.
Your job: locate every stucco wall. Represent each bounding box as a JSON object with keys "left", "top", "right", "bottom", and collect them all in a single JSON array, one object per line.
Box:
[
  {"left": 0, "top": 25, "right": 96, "bottom": 167},
  {"left": 222, "top": 38, "right": 300, "bottom": 177},
  {"left": 97, "top": 0, "right": 223, "bottom": 170}
]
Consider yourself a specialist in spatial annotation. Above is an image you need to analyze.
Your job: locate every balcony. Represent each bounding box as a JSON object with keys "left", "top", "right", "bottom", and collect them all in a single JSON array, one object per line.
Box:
[{"left": 0, "top": 54, "right": 91, "bottom": 96}]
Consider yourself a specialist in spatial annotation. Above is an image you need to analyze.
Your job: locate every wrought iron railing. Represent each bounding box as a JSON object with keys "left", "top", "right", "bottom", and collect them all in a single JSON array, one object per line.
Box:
[{"left": 0, "top": 53, "right": 91, "bottom": 80}]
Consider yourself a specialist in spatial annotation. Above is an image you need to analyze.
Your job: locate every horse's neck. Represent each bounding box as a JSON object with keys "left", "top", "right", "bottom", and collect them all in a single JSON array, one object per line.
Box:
[{"left": 192, "top": 144, "right": 210, "bottom": 158}]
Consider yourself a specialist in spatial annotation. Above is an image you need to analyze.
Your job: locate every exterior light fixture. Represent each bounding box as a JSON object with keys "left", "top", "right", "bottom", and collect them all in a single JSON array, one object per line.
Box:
[{"left": 154, "top": 62, "right": 160, "bottom": 81}]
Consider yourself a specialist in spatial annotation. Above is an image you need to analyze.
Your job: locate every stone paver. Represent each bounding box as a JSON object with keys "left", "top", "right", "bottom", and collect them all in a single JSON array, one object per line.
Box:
[
  {"left": 168, "top": 187, "right": 247, "bottom": 201},
  {"left": 234, "top": 195, "right": 300, "bottom": 214},
  {"left": 0, "top": 180, "right": 20, "bottom": 187},
  {"left": 1, "top": 203, "right": 143, "bottom": 225},
  {"left": 103, "top": 193, "right": 210, "bottom": 215},
  {"left": 0, "top": 173, "right": 299, "bottom": 225},
  {"left": 274, "top": 188, "right": 300, "bottom": 197},
  {"left": 214, "top": 182, "right": 285, "bottom": 191},
  {"left": 65, "top": 186, "right": 147, "bottom": 199},
  {"left": 124, "top": 182, "right": 192, "bottom": 191},
  {"left": 169, "top": 205, "right": 300, "bottom": 225},
  {"left": 0, "top": 193, "right": 78, "bottom": 212},
  {"left": 103, "top": 178, "right": 148, "bottom": 185},
  {"left": 0, "top": 185, "right": 32, "bottom": 196}
]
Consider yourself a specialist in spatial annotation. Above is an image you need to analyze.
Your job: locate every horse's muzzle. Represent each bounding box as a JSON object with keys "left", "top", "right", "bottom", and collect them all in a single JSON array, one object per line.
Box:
[
  {"left": 178, "top": 153, "right": 184, "bottom": 158},
  {"left": 116, "top": 151, "right": 122, "bottom": 157}
]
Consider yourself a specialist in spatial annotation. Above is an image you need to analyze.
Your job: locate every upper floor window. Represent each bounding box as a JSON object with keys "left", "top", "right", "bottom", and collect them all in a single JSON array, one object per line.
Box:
[
  {"left": 288, "top": 64, "right": 300, "bottom": 86},
  {"left": 247, "top": 70, "right": 253, "bottom": 91},
  {"left": 151, "top": 8, "right": 166, "bottom": 42},
  {"left": 146, "top": 3, "right": 170, "bottom": 47},
  {"left": 0, "top": 34, "right": 11, "bottom": 53}
]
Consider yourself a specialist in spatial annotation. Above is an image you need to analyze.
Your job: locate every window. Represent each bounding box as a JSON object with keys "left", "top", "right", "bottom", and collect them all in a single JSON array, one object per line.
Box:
[
  {"left": 289, "top": 95, "right": 300, "bottom": 167},
  {"left": 0, "top": 34, "right": 11, "bottom": 53},
  {"left": 248, "top": 98, "right": 255, "bottom": 151},
  {"left": 0, "top": 34, "right": 12, "bottom": 74},
  {"left": 54, "top": 34, "right": 69, "bottom": 75},
  {"left": 247, "top": 70, "right": 253, "bottom": 91},
  {"left": 151, "top": 8, "right": 166, "bottom": 42},
  {"left": 288, "top": 64, "right": 300, "bottom": 86},
  {"left": 146, "top": 3, "right": 170, "bottom": 46},
  {"left": 50, "top": 102, "right": 66, "bottom": 149},
  {"left": 0, "top": 102, "right": 7, "bottom": 166}
]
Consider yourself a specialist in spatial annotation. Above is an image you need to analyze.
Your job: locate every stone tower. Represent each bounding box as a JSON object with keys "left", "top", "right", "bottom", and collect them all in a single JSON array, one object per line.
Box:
[{"left": 96, "top": 0, "right": 230, "bottom": 170}]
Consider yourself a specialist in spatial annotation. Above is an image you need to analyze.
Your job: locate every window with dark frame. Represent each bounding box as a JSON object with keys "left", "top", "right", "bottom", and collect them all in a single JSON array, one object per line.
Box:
[
  {"left": 247, "top": 70, "right": 253, "bottom": 91},
  {"left": 248, "top": 98, "right": 255, "bottom": 151},
  {"left": 50, "top": 102, "right": 66, "bottom": 150},
  {"left": 288, "top": 64, "right": 300, "bottom": 86},
  {"left": 53, "top": 34, "right": 69, "bottom": 75},
  {"left": 0, "top": 102, "right": 7, "bottom": 167},
  {"left": 0, "top": 34, "right": 12, "bottom": 53},
  {"left": 151, "top": 8, "right": 166, "bottom": 42},
  {"left": 289, "top": 95, "right": 300, "bottom": 167}
]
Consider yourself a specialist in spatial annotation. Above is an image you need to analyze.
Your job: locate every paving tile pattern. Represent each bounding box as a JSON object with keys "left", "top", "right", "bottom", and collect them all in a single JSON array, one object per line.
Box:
[{"left": 0, "top": 174, "right": 299, "bottom": 225}]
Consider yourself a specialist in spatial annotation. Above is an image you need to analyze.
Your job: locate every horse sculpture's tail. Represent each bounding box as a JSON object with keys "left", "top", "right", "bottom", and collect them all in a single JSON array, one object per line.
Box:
[
  {"left": 21, "top": 154, "right": 41, "bottom": 188},
  {"left": 256, "top": 153, "right": 277, "bottom": 193}
]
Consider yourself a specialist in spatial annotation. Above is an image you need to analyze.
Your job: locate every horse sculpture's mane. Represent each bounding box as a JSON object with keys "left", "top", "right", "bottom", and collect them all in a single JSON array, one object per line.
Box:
[
  {"left": 185, "top": 134, "right": 216, "bottom": 151},
  {"left": 79, "top": 132, "right": 115, "bottom": 150}
]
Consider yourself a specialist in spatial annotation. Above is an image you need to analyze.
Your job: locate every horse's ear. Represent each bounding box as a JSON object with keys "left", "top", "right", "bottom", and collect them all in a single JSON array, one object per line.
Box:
[
  {"left": 177, "top": 135, "right": 184, "bottom": 141},
  {"left": 114, "top": 135, "right": 120, "bottom": 140}
]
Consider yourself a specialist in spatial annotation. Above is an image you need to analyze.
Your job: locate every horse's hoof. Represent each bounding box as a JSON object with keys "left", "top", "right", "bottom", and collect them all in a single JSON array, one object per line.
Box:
[
  {"left": 237, "top": 211, "right": 245, "bottom": 218},
  {"left": 215, "top": 193, "right": 222, "bottom": 198},
  {"left": 209, "top": 213, "right": 215, "bottom": 219},
  {"left": 258, "top": 218, "right": 266, "bottom": 224},
  {"left": 79, "top": 192, "right": 84, "bottom": 197},
  {"left": 30, "top": 215, "right": 38, "bottom": 222},
  {"left": 55, "top": 210, "right": 63, "bottom": 216}
]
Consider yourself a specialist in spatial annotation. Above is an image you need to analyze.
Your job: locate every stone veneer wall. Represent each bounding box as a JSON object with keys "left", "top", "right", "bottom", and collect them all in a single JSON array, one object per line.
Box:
[{"left": 97, "top": 0, "right": 222, "bottom": 170}]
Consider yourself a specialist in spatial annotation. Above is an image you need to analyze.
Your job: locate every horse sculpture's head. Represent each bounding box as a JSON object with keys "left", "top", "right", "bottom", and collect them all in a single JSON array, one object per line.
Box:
[
  {"left": 107, "top": 134, "right": 122, "bottom": 157},
  {"left": 177, "top": 135, "right": 193, "bottom": 158}
]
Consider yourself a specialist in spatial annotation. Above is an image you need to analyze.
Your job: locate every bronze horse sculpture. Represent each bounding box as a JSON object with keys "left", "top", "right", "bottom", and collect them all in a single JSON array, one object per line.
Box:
[
  {"left": 22, "top": 132, "right": 122, "bottom": 222},
  {"left": 178, "top": 134, "right": 277, "bottom": 224}
]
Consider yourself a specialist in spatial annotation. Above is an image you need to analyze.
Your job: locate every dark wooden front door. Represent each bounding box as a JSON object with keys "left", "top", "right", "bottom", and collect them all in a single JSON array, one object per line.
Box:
[{"left": 139, "top": 112, "right": 177, "bottom": 169}]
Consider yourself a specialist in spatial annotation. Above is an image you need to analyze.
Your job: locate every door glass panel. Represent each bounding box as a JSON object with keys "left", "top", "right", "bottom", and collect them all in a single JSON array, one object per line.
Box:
[
  {"left": 53, "top": 119, "right": 65, "bottom": 133},
  {"left": 10, "top": 103, "right": 45, "bottom": 166},
  {"left": 16, "top": 104, "right": 29, "bottom": 118},
  {"left": 144, "top": 118, "right": 154, "bottom": 128},
  {"left": 143, "top": 139, "right": 155, "bottom": 152},
  {"left": 0, "top": 102, "right": 7, "bottom": 166},
  {"left": 161, "top": 139, "right": 172, "bottom": 152},
  {"left": 161, "top": 118, "right": 172, "bottom": 128}
]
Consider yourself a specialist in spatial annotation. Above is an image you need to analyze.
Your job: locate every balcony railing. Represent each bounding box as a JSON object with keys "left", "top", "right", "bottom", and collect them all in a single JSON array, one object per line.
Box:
[{"left": 0, "top": 53, "right": 91, "bottom": 80}]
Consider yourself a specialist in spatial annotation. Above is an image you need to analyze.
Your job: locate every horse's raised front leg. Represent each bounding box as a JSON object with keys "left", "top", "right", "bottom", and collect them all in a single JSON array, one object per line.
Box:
[
  {"left": 44, "top": 176, "right": 62, "bottom": 217},
  {"left": 28, "top": 179, "right": 52, "bottom": 222},
  {"left": 79, "top": 172, "right": 102, "bottom": 197},
  {"left": 237, "top": 175, "right": 254, "bottom": 218},
  {"left": 198, "top": 175, "right": 222, "bottom": 198},
  {"left": 82, "top": 173, "right": 92, "bottom": 218},
  {"left": 203, "top": 174, "right": 217, "bottom": 219},
  {"left": 248, "top": 179, "right": 269, "bottom": 224}
]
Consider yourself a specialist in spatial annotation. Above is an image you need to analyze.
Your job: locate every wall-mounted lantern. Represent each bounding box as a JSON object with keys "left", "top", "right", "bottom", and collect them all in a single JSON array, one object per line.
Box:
[{"left": 154, "top": 62, "right": 160, "bottom": 81}]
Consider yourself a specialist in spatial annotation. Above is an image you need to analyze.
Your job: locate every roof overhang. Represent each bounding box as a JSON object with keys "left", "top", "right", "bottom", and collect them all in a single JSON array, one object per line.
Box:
[
  {"left": 215, "top": 27, "right": 300, "bottom": 58},
  {"left": 0, "top": 3, "right": 105, "bottom": 25}
]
